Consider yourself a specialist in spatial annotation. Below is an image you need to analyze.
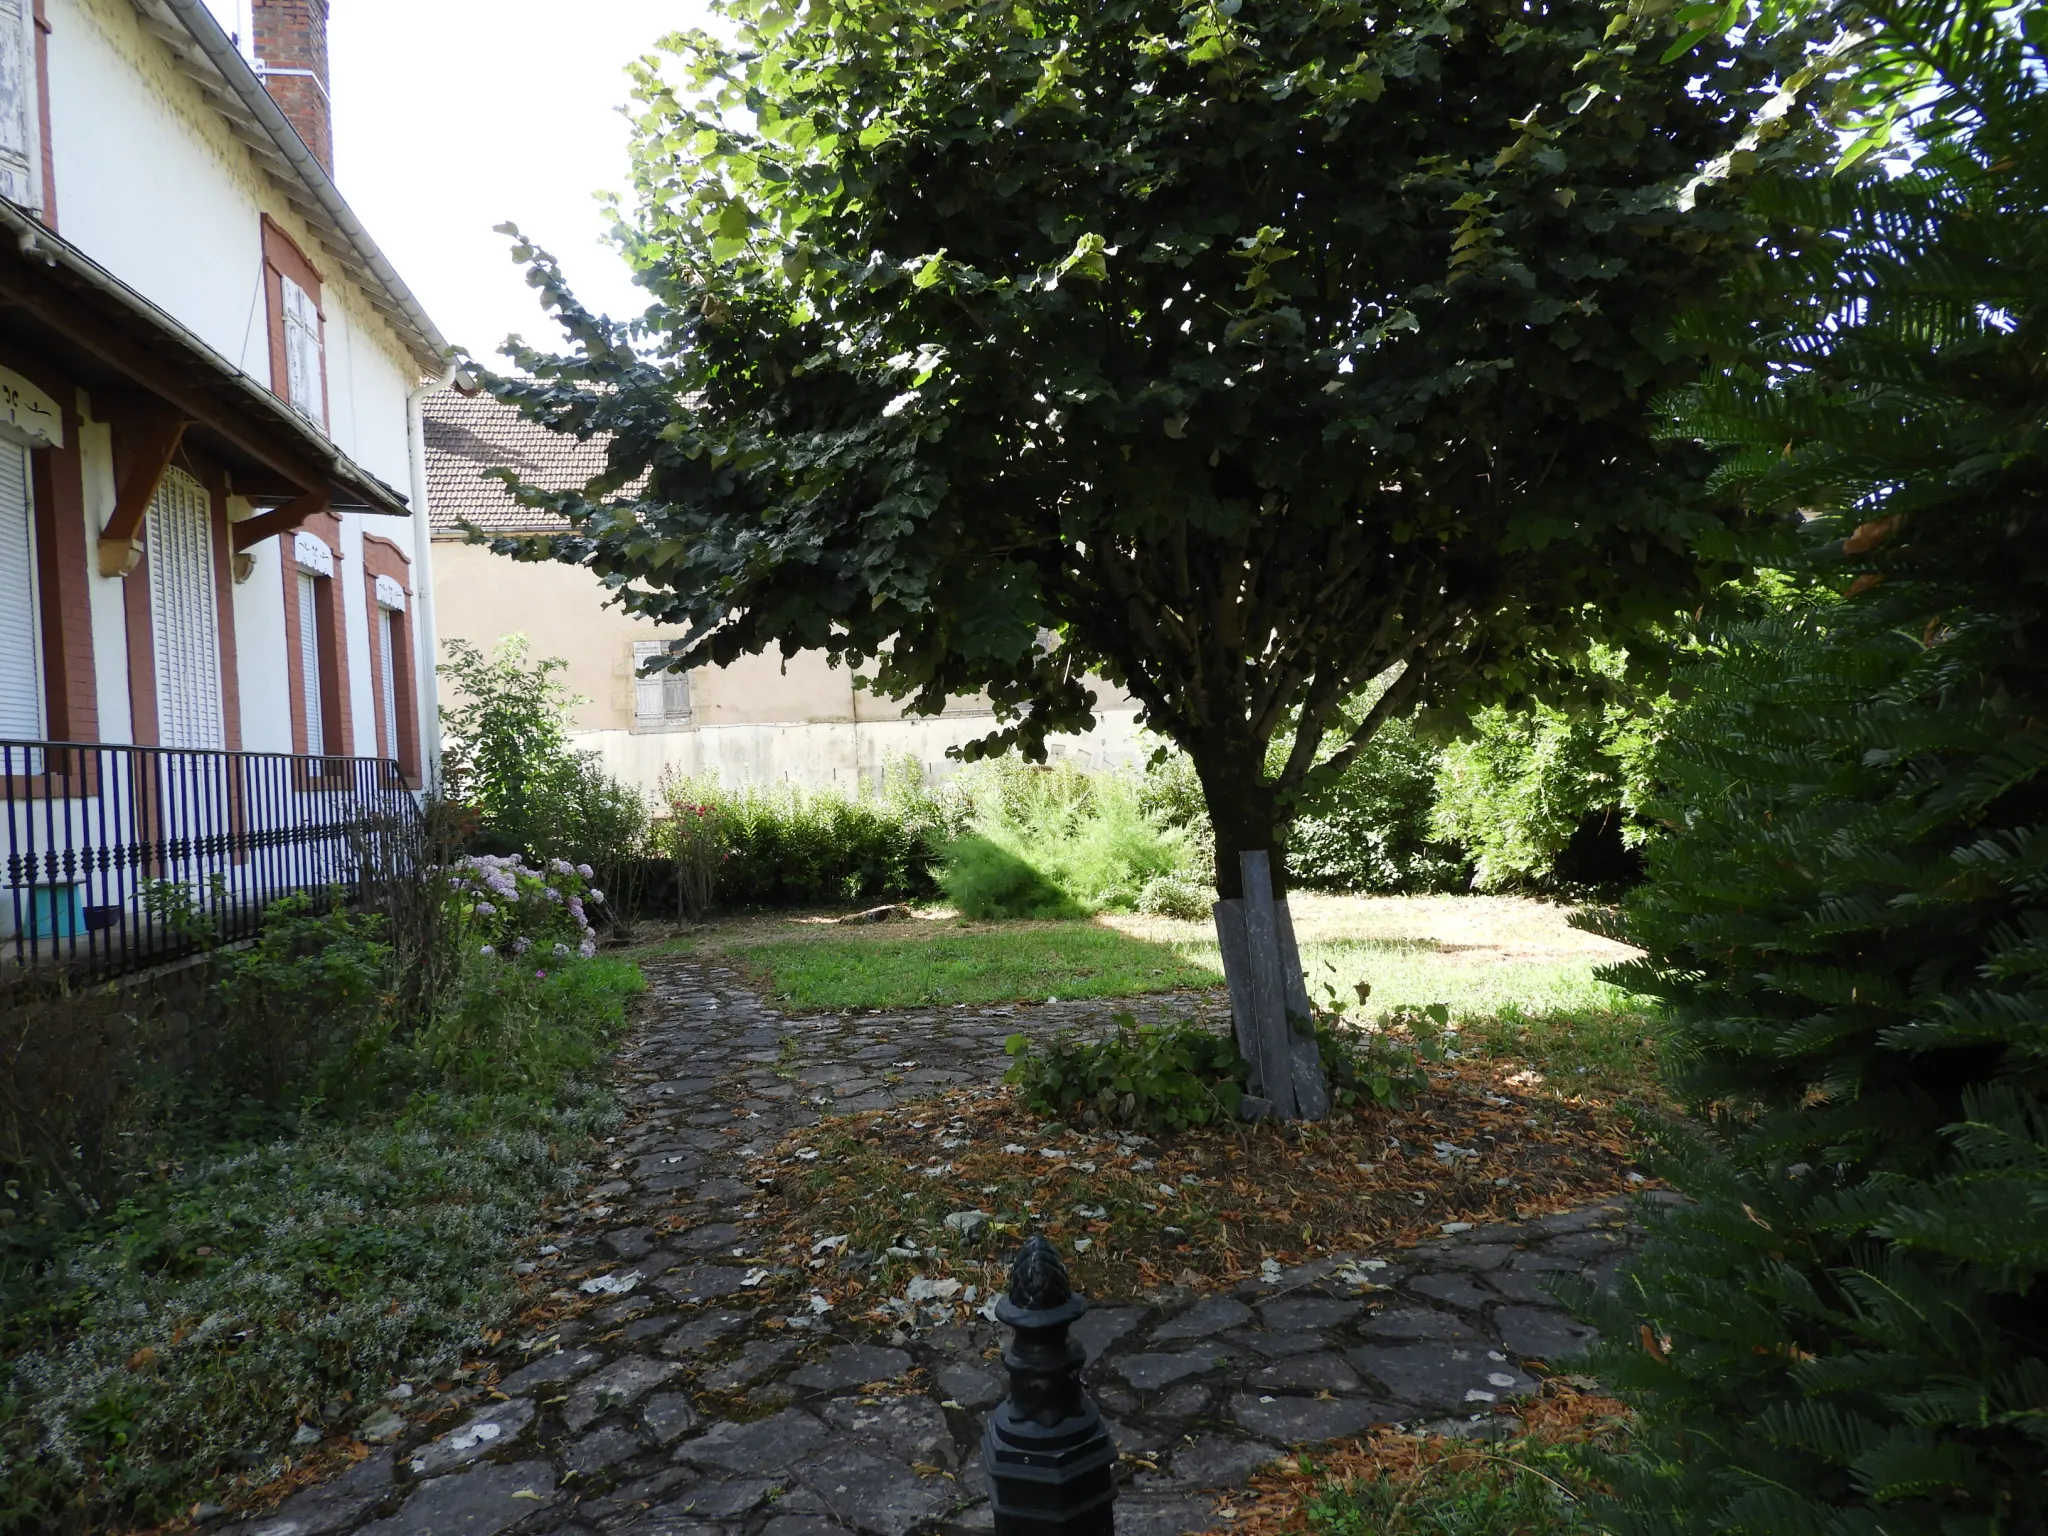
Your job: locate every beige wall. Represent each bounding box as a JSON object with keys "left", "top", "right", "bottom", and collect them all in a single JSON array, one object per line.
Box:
[{"left": 432, "top": 538, "right": 1143, "bottom": 789}]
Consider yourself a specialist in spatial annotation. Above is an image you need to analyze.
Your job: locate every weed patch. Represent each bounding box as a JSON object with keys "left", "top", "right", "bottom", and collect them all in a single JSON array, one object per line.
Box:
[{"left": 745, "top": 1054, "right": 1648, "bottom": 1311}]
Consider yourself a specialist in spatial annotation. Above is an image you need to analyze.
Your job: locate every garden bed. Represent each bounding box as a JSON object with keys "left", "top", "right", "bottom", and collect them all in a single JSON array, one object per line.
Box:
[{"left": 741, "top": 1058, "right": 1650, "bottom": 1311}]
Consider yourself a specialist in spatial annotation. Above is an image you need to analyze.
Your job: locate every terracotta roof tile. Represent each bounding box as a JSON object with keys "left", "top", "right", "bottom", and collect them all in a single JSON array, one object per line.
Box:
[{"left": 423, "top": 391, "right": 612, "bottom": 534}]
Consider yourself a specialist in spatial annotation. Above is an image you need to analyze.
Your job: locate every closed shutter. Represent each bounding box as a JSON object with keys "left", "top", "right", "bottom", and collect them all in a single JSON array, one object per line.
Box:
[
  {"left": 633, "top": 639, "right": 692, "bottom": 730},
  {"left": 0, "top": 0, "right": 40, "bottom": 213},
  {"left": 0, "top": 440, "right": 41, "bottom": 740},
  {"left": 377, "top": 607, "right": 399, "bottom": 762},
  {"left": 281, "top": 277, "right": 325, "bottom": 427},
  {"left": 147, "top": 467, "right": 224, "bottom": 751},
  {"left": 298, "top": 572, "right": 325, "bottom": 756}
]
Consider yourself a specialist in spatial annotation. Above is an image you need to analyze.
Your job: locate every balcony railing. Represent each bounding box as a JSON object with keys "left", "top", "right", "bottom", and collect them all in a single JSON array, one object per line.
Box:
[{"left": 2, "top": 740, "right": 419, "bottom": 983}]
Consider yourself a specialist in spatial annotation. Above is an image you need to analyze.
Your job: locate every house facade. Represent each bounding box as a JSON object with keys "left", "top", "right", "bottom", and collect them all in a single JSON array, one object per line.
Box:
[
  {"left": 0, "top": 0, "right": 455, "bottom": 975},
  {"left": 426, "top": 392, "right": 1148, "bottom": 797}
]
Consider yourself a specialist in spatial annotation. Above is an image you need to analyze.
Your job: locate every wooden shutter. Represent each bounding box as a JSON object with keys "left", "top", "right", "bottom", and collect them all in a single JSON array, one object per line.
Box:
[
  {"left": 0, "top": 0, "right": 40, "bottom": 214},
  {"left": 146, "top": 467, "right": 224, "bottom": 751},
  {"left": 377, "top": 607, "right": 399, "bottom": 762},
  {"left": 297, "top": 571, "right": 325, "bottom": 755},
  {"left": 281, "top": 276, "right": 325, "bottom": 427},
  {"left": 633, "top": 639, "right": 691, "bottom": 729},
  {"left": 0, "top": 440, "right": 41, "bottom": 740}
]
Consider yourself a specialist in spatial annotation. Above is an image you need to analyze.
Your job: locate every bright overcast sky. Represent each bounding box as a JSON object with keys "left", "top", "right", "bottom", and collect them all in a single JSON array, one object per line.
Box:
[{"left": 203, "top": 0, "right": 706, "bottom": 363}]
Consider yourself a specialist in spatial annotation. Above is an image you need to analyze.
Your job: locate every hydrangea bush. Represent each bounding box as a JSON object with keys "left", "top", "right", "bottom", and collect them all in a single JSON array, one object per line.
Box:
[{"left": 445, "top": 854, "right": 603, "bottom": 964}]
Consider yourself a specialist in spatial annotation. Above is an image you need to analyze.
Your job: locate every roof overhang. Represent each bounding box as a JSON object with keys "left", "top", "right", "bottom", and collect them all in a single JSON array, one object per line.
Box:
[
  {"left": 0, "top": 198, "right": 414, "bottom": 534},
  {"left": 132, "top": 0, "right": 460, "bottom": 380}
]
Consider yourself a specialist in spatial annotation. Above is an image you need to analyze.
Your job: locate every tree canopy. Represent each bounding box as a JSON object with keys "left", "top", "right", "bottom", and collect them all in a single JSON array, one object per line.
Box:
[{"left": 484, "top": 0, "right": 1794, "bottom": 892}]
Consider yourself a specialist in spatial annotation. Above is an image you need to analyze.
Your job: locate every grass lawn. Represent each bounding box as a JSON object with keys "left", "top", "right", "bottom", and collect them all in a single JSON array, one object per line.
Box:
[
  {"left": 660, "top": 892, "right": 1660, "bottom": 1100},
  {"left": 726, "top": 923, "right": 1221, "bottom": 1010}
]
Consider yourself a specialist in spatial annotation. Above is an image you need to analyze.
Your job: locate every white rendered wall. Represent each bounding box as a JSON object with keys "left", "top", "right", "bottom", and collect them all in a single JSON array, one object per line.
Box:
[
  {"left": 570, "top": 711, "right": 1152, "bottom": 800},
  {"left": 45, "top": 0, "right": 434, "bottom": 764}
]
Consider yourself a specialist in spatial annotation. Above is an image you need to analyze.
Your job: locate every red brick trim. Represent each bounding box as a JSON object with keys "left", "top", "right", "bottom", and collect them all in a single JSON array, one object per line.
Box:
[
  {"left": 0, "top": 341, "right": 98, "bottom": 742},
  {"left": 260, "top": 215, "right": 328, "bottom": 431},
  {"left": 30, "top": 404, "right": 96, "bottom": 742},
  {"left": 202, "top": 467, "right": 242, "bottom": 752},
  {"left": 122, "top": 534, "right": 157, "bottom": 748},
  {"left": 32, "top": 0, "right": 55, "bottom": 230},
  {"left": 279, "top": 510, "right": 352, "bottom": 758},
  {"left": 358, "top": 541, "right": 419, "bottom": 783}
]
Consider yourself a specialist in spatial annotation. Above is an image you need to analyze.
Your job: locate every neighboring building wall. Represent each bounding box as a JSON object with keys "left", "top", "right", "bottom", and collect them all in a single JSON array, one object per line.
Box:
[{"left": 431, "top": 538, "right": 1148, "bottom": 793}]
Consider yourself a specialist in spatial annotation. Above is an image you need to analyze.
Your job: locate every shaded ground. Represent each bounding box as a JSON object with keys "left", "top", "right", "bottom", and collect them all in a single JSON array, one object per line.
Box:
[{"left": 223, "top": 955, "right": 1656, "bottom": 1536}]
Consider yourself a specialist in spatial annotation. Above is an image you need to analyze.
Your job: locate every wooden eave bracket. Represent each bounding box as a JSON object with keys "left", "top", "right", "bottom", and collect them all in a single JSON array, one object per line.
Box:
[
  {"left": 231, "top": 487, "right": 331, "bottom": 553},
  {"left": 97, "top": 413, "right": 188, "bottom": 577}
]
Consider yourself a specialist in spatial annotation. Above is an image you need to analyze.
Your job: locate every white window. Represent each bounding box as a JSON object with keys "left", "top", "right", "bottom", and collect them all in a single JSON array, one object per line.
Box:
[
  {"left": 376, "top": 607, "right": 399, "bottom": 761},
  {"left": 297, "top": 571, "right": 325, "bottom": 756},
  {"left": 633, "top": 639, "right": 692, "bottom": 731},
  {"left": 0, "top": 0, "right": 42, "bottom": 215},
  {"left": 281, "top": 276, "right": 325, "bottom": 427},
  {"left": 0, "top": 440, "right": 42, "bottom": 740},
  {"left": 146, "top": 468, "right": 224, "bottom": 751}
]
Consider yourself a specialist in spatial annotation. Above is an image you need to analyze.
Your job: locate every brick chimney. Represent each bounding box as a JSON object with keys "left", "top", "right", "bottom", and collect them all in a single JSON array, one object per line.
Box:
[{"left": 251, "top": 0, "right": 333, "bottom": 176}]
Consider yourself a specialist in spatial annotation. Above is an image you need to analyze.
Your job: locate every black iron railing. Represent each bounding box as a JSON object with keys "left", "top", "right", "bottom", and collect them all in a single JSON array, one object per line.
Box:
[{"left": 1, "top": 740, "right": 418, "bottom": 981}]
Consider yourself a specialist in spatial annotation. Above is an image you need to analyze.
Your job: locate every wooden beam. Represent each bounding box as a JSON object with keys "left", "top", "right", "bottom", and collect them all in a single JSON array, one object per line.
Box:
[
  {"left": 97, "top": 412, "right": 187, "bottom": 577},
  {"left": 232, "top": 488, "right": 330, "bottom": 553}
]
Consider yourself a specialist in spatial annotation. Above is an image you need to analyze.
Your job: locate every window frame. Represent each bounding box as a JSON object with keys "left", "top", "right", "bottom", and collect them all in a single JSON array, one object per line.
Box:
[
  {"left": 360, "top": 537, "right": 420, "bottom": 784},
  {"left": 281, "top": 525, "right": 350, "bottom": 769}
]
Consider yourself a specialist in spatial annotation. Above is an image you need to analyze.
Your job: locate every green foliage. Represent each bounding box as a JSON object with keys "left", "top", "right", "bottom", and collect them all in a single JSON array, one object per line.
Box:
[
  {"left": 942, "top": 833, "right": 1084, "bottom": 920},
  {"left": 0, "top": 1085, "right": 622, "bottom": 1533},
  {"left": 1432, "top": 654, "right": 1664, "bottom": 892},
  {"left": 662, "top": 768, "right": 964, "bottom": 909},
  {"left": 1005, "top": 1017, "right": 1246, "bottom": 1132},
  {"left": 1574, "top": 5, "right": 2048, "bottom": 1531},
  {"left": 1304, "top": 1441, "right": 1597, "bottom": 1536},
  {"left": 483, "top": 0, "right": 1794, "bottom": 897},
  {"left": 944, "top": 764, "right": 1200, "bottom": 918},
  {"left": 440, "top": 637, "right": 652, "bottom": 911},
  {"left": 213, "top": 895, "right": 393, "bottom": 1113},
  {"left": 732, "top": 925, "right": 1221, "bottom": 1012},
  {"left": 1316, "top": 1004, "right": 1448, "bottom": 1111},
  {"left": 0, "top": 867, "right": 644, "bottom": 1529},
  {"left": 1290, "top": 717, "right": 1469, "bottom": 895}
]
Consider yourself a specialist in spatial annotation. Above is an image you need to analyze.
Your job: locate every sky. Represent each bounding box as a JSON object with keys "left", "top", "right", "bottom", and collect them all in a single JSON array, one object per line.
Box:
[{"left": 202, "top": 0, "right": 706, "bottom": 362}]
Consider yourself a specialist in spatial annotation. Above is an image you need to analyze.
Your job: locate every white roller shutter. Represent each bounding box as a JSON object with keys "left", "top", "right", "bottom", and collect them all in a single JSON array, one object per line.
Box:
[
  {"left": 0, "top": 440, "right": 41, "bottom": 740},
  {"left": 146, "top": 467, "right": 224, "bottom": 751},
  {"left": 377, "top": 606, "right": 399, "bottom": 762},
  {"left": 298, "top": 571, "right": 325, "bottom": 756}
]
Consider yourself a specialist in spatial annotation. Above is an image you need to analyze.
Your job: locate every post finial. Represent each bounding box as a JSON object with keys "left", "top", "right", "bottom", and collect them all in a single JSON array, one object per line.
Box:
[{"left": 1008, "top": 1235, "right": 1072, "bottom": 1311}]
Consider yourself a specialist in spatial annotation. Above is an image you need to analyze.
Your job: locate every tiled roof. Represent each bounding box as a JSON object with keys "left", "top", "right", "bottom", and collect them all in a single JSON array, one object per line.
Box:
[{"left": 423, "top": 392, "right": 613, "bottom": 535}]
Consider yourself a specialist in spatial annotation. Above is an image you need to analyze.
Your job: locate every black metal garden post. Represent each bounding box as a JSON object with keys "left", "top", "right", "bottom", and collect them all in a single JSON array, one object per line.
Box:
[{"left": 982, "top": 1237, "right": 1118, "bottom": 1535}]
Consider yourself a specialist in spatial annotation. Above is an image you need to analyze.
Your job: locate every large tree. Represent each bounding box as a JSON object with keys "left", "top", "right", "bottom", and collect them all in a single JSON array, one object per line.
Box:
[{"left": 484, "top": 0, "right": 1780, "bottom": 904}]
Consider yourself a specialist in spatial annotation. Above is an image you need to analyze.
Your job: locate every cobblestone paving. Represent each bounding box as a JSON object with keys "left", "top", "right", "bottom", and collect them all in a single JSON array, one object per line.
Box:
[{"left": 238, "top": 959, "right": 1643, "bottom": 1536}]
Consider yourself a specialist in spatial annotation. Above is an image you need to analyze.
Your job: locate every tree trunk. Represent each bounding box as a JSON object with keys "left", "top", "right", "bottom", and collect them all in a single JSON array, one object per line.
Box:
[{"left": 1195, "top": 751, "right": 1328, "bottom": 1120}]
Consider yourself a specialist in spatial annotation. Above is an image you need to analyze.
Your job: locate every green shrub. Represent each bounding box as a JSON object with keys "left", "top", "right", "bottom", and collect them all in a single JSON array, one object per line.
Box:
[
  {"left": 943, "top": 762, "right": 1203, "bottom": 918},
  {"left": 1431, "top": 658, "right": 1662, "bottom": 893},
  {"left": 663, "top": 768, "right": 961, "bottom": 908},
  {"left": 440, "top": 636, "right": 653, "bottom": 920},
  {"left": 1135, "top": 874, "right": 1212, "bottom": 921},
  {"left": 1315, "top": 1004, "right": 1446, "bottom": 1111},
  {"left": 1288, "top": 717, "right": 1470, "bottom": 895},
  {"left": 1571, "top": 9, "right": 2048, "bottom": 1527},
  {"left": 213, "top": 895, "right": 393, "bottom": 1113},
  {"left": 1004, "top": 1017, "right": 1247, "bottom": 1131},
  {"left": 942, "top": 832, "right": 1084, "bottom": 920}
]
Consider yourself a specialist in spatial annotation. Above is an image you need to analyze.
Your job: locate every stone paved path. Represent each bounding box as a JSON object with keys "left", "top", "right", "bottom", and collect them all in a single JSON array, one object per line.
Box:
[{"left": 238, "top": 960, "right": 1643, "bottom": 1536}]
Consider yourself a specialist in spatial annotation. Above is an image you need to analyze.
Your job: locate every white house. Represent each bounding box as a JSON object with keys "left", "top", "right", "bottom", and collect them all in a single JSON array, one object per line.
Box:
[{"left": 0, "top": 0, "right": 456, "bottom": 975}]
